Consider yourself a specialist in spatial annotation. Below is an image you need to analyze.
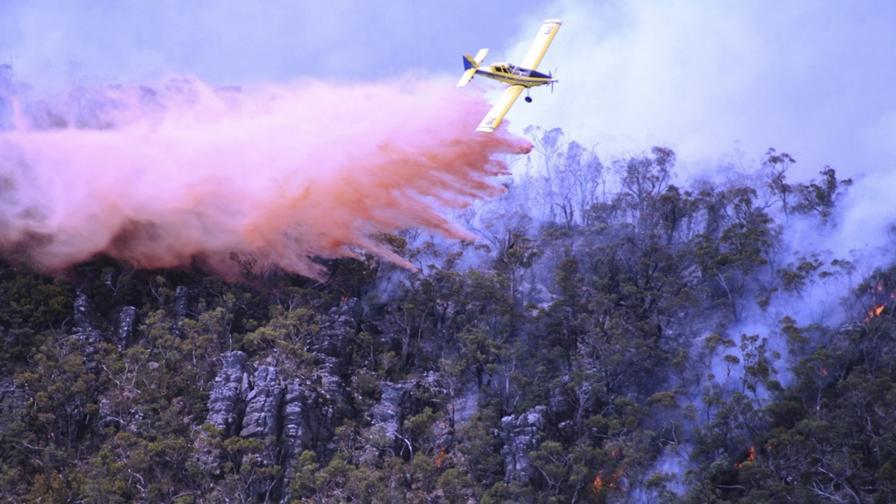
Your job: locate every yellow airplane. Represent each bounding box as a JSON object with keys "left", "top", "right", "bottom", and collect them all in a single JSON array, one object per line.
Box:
[{"left": 458, "top": 19, "right": 562, "bottom": 132}]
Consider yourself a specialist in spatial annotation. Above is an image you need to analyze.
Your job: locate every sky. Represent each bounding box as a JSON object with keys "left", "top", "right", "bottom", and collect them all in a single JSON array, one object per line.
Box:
[
  {"left": 3, "top": 0, "right": 894, "bottom": 179},
  {"left": 0, "top": 0, "right": 546, "bottom": 84},
  {"left": 503, "top": 1, "right": 896, "bottom": 179}
]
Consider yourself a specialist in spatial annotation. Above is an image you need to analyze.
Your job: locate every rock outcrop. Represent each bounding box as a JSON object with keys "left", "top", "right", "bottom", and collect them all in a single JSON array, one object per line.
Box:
[
  {"left": 172, "top": 285, "right": 189, "bottom": 336},
  {"left": 240, "top": 366, "right": 283, "bottom": 440},
  {"left": 370, "top": 381, "right": 408, "bottom": 444},
  {"left": 500, "top": 405, "right": 547, "bottom": 483},
  {"left": 280, "top": 379, "right": 317, "bottom": 504},
  {"left": 308, "top": 303, "right": 356, "bottom": 443},
  {"left": 241, "top": 365, "right": 284, "bottom": 498},
  {"left": 117, "top": 306, "right": 137, "bottom": 349},
  {"left": 0, "top": 378, "right": 25, "bottom": 438},
  {"left": 72, "top": 290, "right": 102, "bottom": 370},
  {"left": 206, "top": 351, "right": 249, "bottom": 437}
]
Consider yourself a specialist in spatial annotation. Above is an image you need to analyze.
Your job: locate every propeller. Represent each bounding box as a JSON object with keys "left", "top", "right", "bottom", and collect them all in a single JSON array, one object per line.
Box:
[{"left": 550, "top": 67, "right": 558, "bottom": 94}]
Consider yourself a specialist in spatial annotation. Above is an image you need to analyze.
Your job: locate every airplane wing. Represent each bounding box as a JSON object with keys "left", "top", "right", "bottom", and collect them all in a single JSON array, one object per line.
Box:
[
  {"left": 520, "top": 19, "right": 562, "bottom": 70},
  {"left": 476, "top": 85, "right": 525, "bottom": 132}
]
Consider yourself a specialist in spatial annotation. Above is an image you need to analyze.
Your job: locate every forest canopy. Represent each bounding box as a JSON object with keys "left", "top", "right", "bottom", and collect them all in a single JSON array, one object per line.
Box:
[{"left": 1, "top": 129, "right": 893, "bottom": 504}]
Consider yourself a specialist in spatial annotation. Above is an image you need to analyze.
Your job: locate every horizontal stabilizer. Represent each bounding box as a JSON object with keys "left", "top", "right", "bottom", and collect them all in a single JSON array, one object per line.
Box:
[
  {"left": 473, "top": 48, "right": 489, "bottom": 65},
  {"left": 457, "top": 68, "right": 476, "bottom": 87}
]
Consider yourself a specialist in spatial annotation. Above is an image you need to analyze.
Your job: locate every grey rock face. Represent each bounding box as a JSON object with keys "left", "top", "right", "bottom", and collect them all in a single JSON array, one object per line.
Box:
[
  {"left": 73, "top": 290, "right": 93, "bottom": 333},
  {"left": 0, "top": 378, "right": 25, "bottom": 438},
  {"left": 117, "top": 306, "right": 137, "bottom": 349},
  {"left": 240, "top": 366, "right": 283, "bottom": 440},
  {"left": 174, "top": 285, "right": 189, "bottom": 319},
  {"left": 314, "top": 355, "right": 350, "bottom": 428},
  {"left": 360, "top": 381, "right": 410, "bottom": 463},
  {"left": 72, "top": 290, "right": 102, "bottom": 370},
  {"left": 500, "top": 405, "right": 547, "bottom": 483},
  {"left": 240, "top": 366, "right": 284, "bottom": 499},
  {"left": 370, "top": 382, "right": 408, "bottom": 442},
  {"left": 206, "top": 351, "right": 249, "bottom": 437},
  {"left": 196, "top": 351, "right": 249, "bottom": 475},
  {"left": 198, "top": 354, "right": 348, "bottom": 500},
  {"left": 172, "top": 285, "right": 189, "bottom": 335},
  {"left": 280, "top": 379, "right": 317, "bottom": 504},
  {"left": 310, "top": 301, "right": 356, "bottom": 357}
]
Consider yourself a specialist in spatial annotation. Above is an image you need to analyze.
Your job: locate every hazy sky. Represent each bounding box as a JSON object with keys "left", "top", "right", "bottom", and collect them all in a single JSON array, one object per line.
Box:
[
  {"left": 2, "top": 0, "right": 895, "bottom": 180},
  {"left": 0, "top": 0, "right": 548, "bottom": 83}
]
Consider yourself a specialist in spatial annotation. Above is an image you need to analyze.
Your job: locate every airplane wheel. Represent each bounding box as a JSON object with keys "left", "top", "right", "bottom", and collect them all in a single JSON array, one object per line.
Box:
[{"left": 525, "top": 96, "right": 533, "bottom": 103}]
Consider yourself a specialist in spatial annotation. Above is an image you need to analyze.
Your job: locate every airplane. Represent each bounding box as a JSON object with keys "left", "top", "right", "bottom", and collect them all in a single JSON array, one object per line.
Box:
[{"left": 457, "top": 19, "right": 562, "bottom": 133}]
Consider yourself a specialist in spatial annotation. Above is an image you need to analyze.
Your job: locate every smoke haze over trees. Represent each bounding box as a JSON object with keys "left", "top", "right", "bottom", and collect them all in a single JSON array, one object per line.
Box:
[{"left": 2, "top": 122, "right": 894, "bottom": 502}]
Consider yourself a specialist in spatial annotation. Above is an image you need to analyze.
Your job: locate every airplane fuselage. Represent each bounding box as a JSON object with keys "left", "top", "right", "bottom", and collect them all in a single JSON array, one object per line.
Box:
[{"left": 475, "top": 62, "right": 554, "bottom": 88}]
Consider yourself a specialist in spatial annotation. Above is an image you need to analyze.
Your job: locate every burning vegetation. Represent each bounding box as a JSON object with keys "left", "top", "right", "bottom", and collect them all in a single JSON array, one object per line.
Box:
[
  {"left": 2, "top": 128, "right": 895, "bottom": 503},
  {"left": 734, "top": 446, "right": 757, "bottom": 470}
]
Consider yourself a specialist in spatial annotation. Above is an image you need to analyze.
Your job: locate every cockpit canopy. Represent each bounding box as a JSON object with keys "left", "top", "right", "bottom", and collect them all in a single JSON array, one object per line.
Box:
[
  {"left": 490, "top": 62, "right": 550, "bottom": 79},
  {"left": 492, "top": 62, "right": 525, "bottom": 75}
]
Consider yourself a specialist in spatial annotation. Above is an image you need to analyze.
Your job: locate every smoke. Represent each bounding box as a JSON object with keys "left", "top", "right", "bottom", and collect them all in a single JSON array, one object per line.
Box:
[
  {"left": 0, "top": 76, "right": 531, "bottom": 278},
  {"left": 498, "top": 0, "right": 896, "bottom": 321},
  {"left": 504, "top": 0, "right": 896, "bottom": 180}
]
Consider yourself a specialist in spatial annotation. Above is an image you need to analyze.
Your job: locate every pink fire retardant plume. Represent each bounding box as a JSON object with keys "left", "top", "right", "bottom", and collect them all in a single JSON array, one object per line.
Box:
[{"left": 0, "top": 77, "right": 532, "bottom": 278}]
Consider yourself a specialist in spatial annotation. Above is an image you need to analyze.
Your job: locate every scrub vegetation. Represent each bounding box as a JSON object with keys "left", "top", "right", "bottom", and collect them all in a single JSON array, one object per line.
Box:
[{"left": 1, "top": 129, "right": 892, "bottom": 503}]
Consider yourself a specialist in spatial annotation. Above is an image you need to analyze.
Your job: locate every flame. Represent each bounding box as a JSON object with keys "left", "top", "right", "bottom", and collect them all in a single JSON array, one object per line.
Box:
[
  {"left": 434, "top": 447, "right": 447, "bottom": 468},
  {"left": 592, "top": 469, "right": 623, "bottom": 493},
  {"left": 592, "top": 474, "right": 604, "bottom": 493},
  {"left": 865, "top": 304, "right": 886, "bottom": 322},
  {"left": 734, "top": 446, "right": 756, "bottom": 469}
]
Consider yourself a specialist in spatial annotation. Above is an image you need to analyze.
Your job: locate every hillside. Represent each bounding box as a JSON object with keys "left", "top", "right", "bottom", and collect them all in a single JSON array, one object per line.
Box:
[{"left": 1, "top": 130, "right": 894, "bottom": 503}]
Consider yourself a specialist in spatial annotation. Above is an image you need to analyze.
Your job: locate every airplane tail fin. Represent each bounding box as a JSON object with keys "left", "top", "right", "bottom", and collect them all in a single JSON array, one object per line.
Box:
[{"left": 457, "top": 48, "right": 488, "bottom": 87}]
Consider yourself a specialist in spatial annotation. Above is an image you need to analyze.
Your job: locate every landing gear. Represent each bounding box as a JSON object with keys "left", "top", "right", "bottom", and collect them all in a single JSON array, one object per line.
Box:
[{"left": 525, "top": 96, "right": 533, "bottom": 103}]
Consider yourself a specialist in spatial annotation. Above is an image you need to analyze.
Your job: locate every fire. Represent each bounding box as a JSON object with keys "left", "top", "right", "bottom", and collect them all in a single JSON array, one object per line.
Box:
[
  {"left": 864, "top": 304, "right": 885, "bottom": 322},
  {"left": 434, "top": 448, "right": 447, "bottom": 468},
  {"left": 734, "top": 446, "right": 756, "bottom": 469},
  {"left": 592, "top": 474, "right": 604, "bottom": 493},
  {"left": 592, "top": 469, "right": 623, "bottom": 493}
]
